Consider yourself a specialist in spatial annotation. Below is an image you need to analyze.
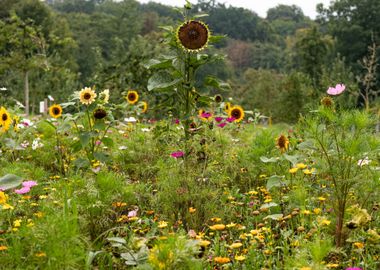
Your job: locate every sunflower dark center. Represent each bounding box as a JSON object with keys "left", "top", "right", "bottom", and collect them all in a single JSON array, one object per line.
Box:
[
  {"left": 188, "top": 29, "right": 199, "bottom": 40},
  {"left": 231, "top": 109, "right": 241, "bottom": 119},
  {"left": 84, "top": 93, "right": 92, "bottom": 100},
  {"left": 2, "top": 113, "right": 7, "bottom": 121},
  {"left": 53, "top": 108, "right": 60, "bottom": 115},
  {"left": 278, "top": 136, "right": 287, "bottom": 148},
  {"left": 129, "top": 93, "right": 136, "bottom": 100}
]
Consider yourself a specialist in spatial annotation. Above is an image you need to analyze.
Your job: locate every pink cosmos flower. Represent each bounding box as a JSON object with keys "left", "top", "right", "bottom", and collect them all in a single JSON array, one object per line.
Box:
[
  {"left": 128, "top": 209, "right": 138, "bottom": 217},
  {"left": 15, "top": 186, "right": 31, "bottom": 194},
  {"left": 22, "top": 181, "right": 37, "bottom": 188},
  {"left": 217, "top": 122, "right": 227, "bottom": 128},
  {"left": 215, "top": 117, "right": 224, "bottom": 123},
  {"left": 171, "top": 151, "right": 184, "bottom": 158},
  {"left": 226, "top": 117, "right": 236, "bottom": 123},
  {"left": 346, "top": 268, "right": 362, "bottom": 270},
  {"left": 95, "top": 140, "right": 102, "bottom": 146},
  {"left": 327, "top": 83, "right": 346, "bottom": 95},
  {"left": 175, "top": 119, "right": 180, "bottom": 124}
]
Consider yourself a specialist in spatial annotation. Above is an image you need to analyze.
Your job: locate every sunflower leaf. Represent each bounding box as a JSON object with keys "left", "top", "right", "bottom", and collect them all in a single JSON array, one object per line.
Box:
[
  {"left": 0, "top": 174, "right": 23, "bottom": 190},
  {"left": 147, "top": 71, "right": 182, "bottom": 92},
  {"left": 266, "top": 175, "right": 283, "bottom": 191}
]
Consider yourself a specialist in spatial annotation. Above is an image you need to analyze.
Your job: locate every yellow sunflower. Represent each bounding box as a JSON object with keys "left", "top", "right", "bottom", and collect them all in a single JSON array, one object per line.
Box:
[
  {"left": 126, "top": 90, "right": 139, "bottom": 105},
  {"left": 49, "top": 104, "right": 62, "bottom": 119},
  {"left": 79, "top": 87, "right": 97, "bottom": 105},
  {"left": 141, "top": 101, "right": 148, "bottom": 113},
  {"left": 224, "top": 102, "right": 231, "bottom": 113},
  {"left": 276, "top": 134, "right": 289, "bottom": 153},
  {"left": 0, "top": 107, "right": 12, "bottom": 132},
  {"left": 177, "top": 20, "right": 209, "bottom": 52},
  {"left": 228, "top": 105, "right": 244, "bottom": 122}
]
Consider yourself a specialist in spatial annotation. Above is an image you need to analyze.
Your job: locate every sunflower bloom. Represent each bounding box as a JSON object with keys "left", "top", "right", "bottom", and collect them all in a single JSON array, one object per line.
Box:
[
  {"left": 79, "top": 87, "right": 97, "bottom": 105},
  {"left": 49, "top": 104, "right": 62, "bottom": 119},
  {"left": 0, "top": 107, "right": 12, "bottom": 132},
  {"left": 141, "top": 101, "right": 148, "bottom": 113},
  {"left": 126, "top": 90, "right": 139, "bottom": 105},
  {"left": 177, "top": 20, "right": 209, "bottom": 52},
  {"left": 276, "top": 134, "right": 289, "bottom": 153},
  {"left": 228, "top": 105, "right": 244, "bottom": 122}
]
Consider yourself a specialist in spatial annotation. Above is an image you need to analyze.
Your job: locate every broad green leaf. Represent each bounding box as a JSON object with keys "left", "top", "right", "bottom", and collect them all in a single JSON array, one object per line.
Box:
[
  {"left": 0, "top": 174, "right": 23, "bottom": 190},
  {"left": 260, "top": 156, "right": 278, "bottom": 163},
  {"left": 147, "top": 71, "right": 182, "bottom": 91},
  {"left": 260, "top": 202, "right": 278, "bottom": 209},
  {"left": 94, "top": 152, "right": 109, "bottom": 163},
  {"left": 284, "top": 154, "right": 299, "bottom": 166},
  {"left": 101, "top": 137, "right": 114, "bottom": 148},
  {"left": 266, "top": 175, "right": 283, "bottom": 191},
  {"left": 107, "top": 237, "right": 126, "bottom": 244},
  {"left": 79, "top": 133, "right": 90, "bottom": 147},
  {"left": 73, "top": 158, "right": 90, "bottom": 169}
]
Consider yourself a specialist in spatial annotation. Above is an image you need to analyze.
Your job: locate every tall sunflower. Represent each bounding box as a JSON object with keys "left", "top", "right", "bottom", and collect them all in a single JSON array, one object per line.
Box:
[
  {"left": 49, "top": 104, "right": 62, "bottom": 119},
  {"left": 126, "top": 90, "right": 139, "bottom": 105},
  {"left": 79, "top": 87, "right": 97, "bottom": 105},
  {"left": 0, "top": 107, "right": 12, "bottom": 132},
  {"left": 228, "top": 105, "right": 244, "bottom": 122},
  {"left": 276, "top": 134, "right": 289, "bottom": 153},
  {"left": 177, "top": 20, "right": 209, "bottom": 52}
]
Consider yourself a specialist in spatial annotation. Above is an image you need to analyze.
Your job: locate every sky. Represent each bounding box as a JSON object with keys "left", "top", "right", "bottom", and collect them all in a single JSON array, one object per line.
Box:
[{"left": 137, "top": 0, "right": 332, "bottom": 19}]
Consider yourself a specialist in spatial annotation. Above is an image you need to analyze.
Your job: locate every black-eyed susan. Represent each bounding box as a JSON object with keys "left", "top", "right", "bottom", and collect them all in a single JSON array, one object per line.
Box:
[
  {"left": 79, "top": 87, "right": 97, "bottom": 105},
  {"left": 228, "top": 105, "right": 244, "bottom": 122},
  {"left": 93, "top": 108, "right": 107, "bottom": 120},
  {"left": 141, "top": 101, "right": 148, "bottom": 113},
  {"left": 276, "top": 134, "right": 289, "bottom": 153},
  {"left": 0, "top": 107, "right": 12, "bottom": 132},
  {"left": 49, "top": 104, "right": 62, "bottom": 119},
  {"left": 177, "top": 20, "right": 209, "bottom": 52},
  {"left": 126, "top": 90, "right": 139, "bottom": 105}
]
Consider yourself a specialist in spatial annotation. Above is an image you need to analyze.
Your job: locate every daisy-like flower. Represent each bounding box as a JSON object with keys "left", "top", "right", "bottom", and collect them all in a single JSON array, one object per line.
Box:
[
  {"left": 79, "top": 87, "right": 97, "bottom": 105},
  {"left": 126, "top": 90, "right": 139, "bottom": 105},
  {"left": 0, "top": 107, "right": 12, "bottom": 132},
  {"left": 49, "top": 104, "right": 62, "bottom": 119},
  {"left": 177, "top": 20, "right": 209, "bottom": 52},
  {"left": 214, "top": 257, "right": 230, "bottom": 264},
  {"left": 276, "top": 134, "right": 289, "bottom": 153},
  {"left": 214, "top": 94, "right": 223, "bottom": 103},
  {"left": 209, "top": 224, "right": 226, "bottom": 231},
  {"left": 228, "top": 105, "right": 244, "bottom": 122},
  {"left": 171, "top": 151, "right": 184, "bottom": 158}
]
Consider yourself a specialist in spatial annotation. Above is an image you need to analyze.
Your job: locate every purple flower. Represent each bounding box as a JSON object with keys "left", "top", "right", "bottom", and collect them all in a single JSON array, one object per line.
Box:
[
  {"left": 215, "top": 117, "right": 224, "bottom": 123},
  {"left": 346, "top": 268, "right": 362, "bottom": 270},
  {"left": 175, "top": 119, "right": 180, "bottom": 124},
  {"left": 14, "top": 186, "right": 31, "bottom": 194},
  {"left": 171, "top": 151, "right": 184, "bottom": 158},
  {"left": 22, "top": 181, "right": 37, "bottom": 188},
  {"left": 217, "top": 122, "right": 227, "bottom": 128},
  {"left": 226, "top": 117, "right": 236, "bottom": 123}
]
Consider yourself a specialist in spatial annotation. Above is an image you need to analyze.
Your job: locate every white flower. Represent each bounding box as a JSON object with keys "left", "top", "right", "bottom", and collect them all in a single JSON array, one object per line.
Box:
[
  {"left": 32, "top": 138, "right": 44, "bottom": 150},
  {"left": 99, "top": 89, "right": 110, "bottom": 104},
  {"left": 141, "top": 128, "right": 150, "bottom": 132},
  {"left": 358, "top": 157, "right": 371, "bottom": 167},
  {"left": 118, "top": 146, "right": 128, "bottom": 150},
  {"left": 124, "top": 117, "right": 137, "bottom": 123},
  {"left": 18, "top": 118, "right": 34, "bottom": 129},
  {"left": 20, "top": 141, "right": 29, "bottom": 149}
]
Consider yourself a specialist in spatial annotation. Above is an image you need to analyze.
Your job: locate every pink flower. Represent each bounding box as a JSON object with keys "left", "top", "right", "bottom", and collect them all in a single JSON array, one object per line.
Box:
[
  {"left": 226, "top": 117, "right": 236, "bottom": 123},
  {"left": 200, "top": 112, "right": 212, "bottom": 119},
  {"left": 171, "top": 151, "right": 184, "bottom": 158},
  {"left": 175, "top": 119, "right": 180, "bottom": 124},
  {"left": 95, "top": 140, "right": 102, "bottom": 146},
  {"left": 128, "top": 209, "right": 138, "bottom": 217},
  {"left": 188, "top": 229, "right": 196, "bottom": 238},
  {"left": 346, "top": 268, "right": 362, "bottom": 270},
  {"left": 327, "top": 83, "right": 346, "bottom": 95},
  {"left": 215, "top": 117, "right": 224, "bottom": 123},
  {"left": 14, "top": 186, "right": 31, "bottom": 194},
  {"left": 217, "top": 122, "right": 227, "bottom": 128},
  {"left": 22, "top": 181, "right": 37, "bottom": 188}
]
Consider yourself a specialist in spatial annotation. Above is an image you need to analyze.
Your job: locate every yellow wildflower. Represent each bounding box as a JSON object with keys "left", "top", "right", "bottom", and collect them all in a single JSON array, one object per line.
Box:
[{"left": 209, "top": 224, "right": 226, "bottom": 231}]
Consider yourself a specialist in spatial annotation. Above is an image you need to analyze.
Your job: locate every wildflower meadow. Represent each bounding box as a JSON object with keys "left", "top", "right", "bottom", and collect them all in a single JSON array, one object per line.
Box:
[{"left": 0, "top": 0, "right": 379, "bottom": 269}]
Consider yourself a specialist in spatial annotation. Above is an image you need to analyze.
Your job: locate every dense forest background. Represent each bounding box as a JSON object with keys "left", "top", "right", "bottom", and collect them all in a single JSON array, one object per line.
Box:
[{"left": 0, "top": 0, "right": 379, "bottom": 122}]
